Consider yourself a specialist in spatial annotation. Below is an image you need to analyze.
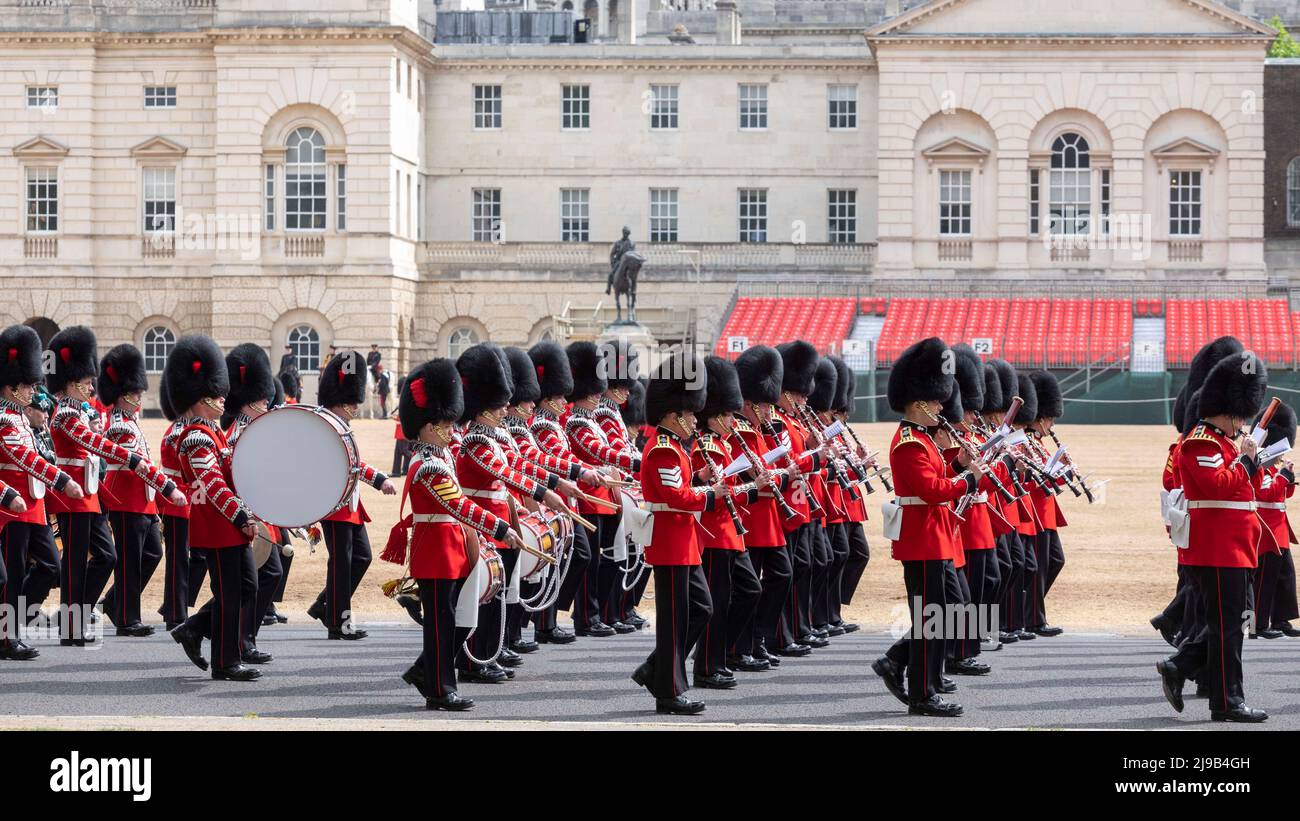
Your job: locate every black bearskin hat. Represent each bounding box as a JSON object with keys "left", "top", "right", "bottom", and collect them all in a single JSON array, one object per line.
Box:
[
  {"left": 1177, "top": 336, "right": 1244, "bottom": 432},
  {"left": 225, "top": 343, "right": 275, "bottom": 414},
  {"left": 621, "top": 379, "right": 646, "bottom": 427},
  {"left": 951, "top": 344, "right": 984, "bottom": 419},
  {"left": 165, "top": 335, "right": 228, "bottom": 413},
  {"left": 1172, "top": 384, "right": 1188, "bottom": 434},
  {"left": 318, "top": 350, "right": 367, "bottom": 408},
  {"left": 271, "top": 375, "right": 285, "bottom": 409},
  {"left": 939, "top": 380, "right": 964, "bottom": 425},
  {"left": 699, "top": 356, "right": 743, "bottom": 422},
  {"left": 1183, "top": 388, "right": 1203, "bottom": 435},
  {"left": 529, "top": 341, "right": 574, "bottom": 401},
  {"left": 991, "top": 359, "right": 1018, "bottom": 414},
  {"left": 1198, "top": 352, "right": 1267, "bottom": 420},
  {"left": 566, "top": 341, "right": 607, "bottom": 401},
  {"left": 829, "top": 356, "right": 854, "bottom": 415},
  {"left": 457, "top": 343, "right": 513, "bottom": 423},
  {"left": 1013, "top": 373, "right": 1038, "bottom": 426},
  {"left": 981, "top": 363, "right": 1004, "bottom": 417},
  {"left": 0, "top": 325, "right": 45, "bottom": 388},
  {"left": 158, "top": 372, "right": 176, "bottom": 421},
  {"left": 808, "top": 358, "right": 839, "bottom": 414},
  {"left": 46, "top": 326, "right": 98, "bottom": 393},
  {"left": 735, "top": 345, "right": 784, "bottom": 406},
  {"left": 1255, "top": 401, "right": 1296, "bottom": 450},
  {"left": 777, "top": 340, "right": 819, "bottom": 396},
  {"left": 598, "top": 338, "right": 641, "bottom": 391},
  {"left": 96, "top": 344, "right": 149, "bottom": 407},
  {"left": 1029, "top": 370, "right": 1063, "bottom": 420},
  {"left": 278, "top": 370, "right": 300, "bottom": 403},
  {"left": 645, "top": 353, "right": 707, "bottom": 425},
  {"left": 887, "top": 337, "right": 953, "bottom": 413},
  {"left": 400, "top": 358, "right": 463, "bottom": 440},
  {"left": 504, "top": 346, "right": 541, "bottom": 406}
]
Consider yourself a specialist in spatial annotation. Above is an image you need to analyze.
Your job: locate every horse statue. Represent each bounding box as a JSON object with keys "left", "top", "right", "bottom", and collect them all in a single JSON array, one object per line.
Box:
[{"left": 610, "top": 250, "right": 645, "bottom": 324}]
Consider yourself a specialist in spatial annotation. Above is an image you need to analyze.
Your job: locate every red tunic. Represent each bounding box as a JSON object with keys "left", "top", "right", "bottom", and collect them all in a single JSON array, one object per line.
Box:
[
  {"left": 46, "top": 399, "right": 172, "bottom": 516},
  {"left": 177, "top": 420, "right": 250, "bottom": 549},
  {"left": 1253, "top": 465, "right": 1296, "bottom": 555},
  {"left": 774, "top": 408, "right": 826, "bottom": 526},
  {"left": 888, "top": 422, "right": 974, "bottom": 562},
  {"left": 101, "top": 409, "right": 159, "bottom": 515},
  {"left": 564, "top": 408, "right": 638, "bottom": 516},
  {"left": 0, "top": 401, "right": 69, "bottom": 525},
  {"left": 691, "top": 433, "right": 756, "bottom": 551},
  {"left": 158, "top": 420, "right": 189, "bottom": 520},
  {"left": 1177, "top": 423, "right": 1264, "bottom": 569},
  {"left": 728, "top": 419, "right": 789, "bottom": 548},
  {"left": 405, "top": 446, "right": 509, "bottom": 580},
  {"left": 456, "top": 424, "right": 550, "bottom": 548},
  {"left": 640, "top": 430, "right": 715, "bottom": 566},
  {"left": 506, "top": 417, "right": 584, "bottom": 482}
]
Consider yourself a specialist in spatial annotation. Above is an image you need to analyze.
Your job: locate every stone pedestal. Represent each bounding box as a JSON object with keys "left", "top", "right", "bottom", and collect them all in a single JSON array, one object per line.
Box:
[{"left": 597, "top": 320, "right": 659, "bottom": 371}]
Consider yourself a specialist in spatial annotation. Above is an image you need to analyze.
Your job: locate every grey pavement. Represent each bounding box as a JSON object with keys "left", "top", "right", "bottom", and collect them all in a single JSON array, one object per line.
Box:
[{"left": 2, "top": 623, "right": 1299, "bottom": 729}]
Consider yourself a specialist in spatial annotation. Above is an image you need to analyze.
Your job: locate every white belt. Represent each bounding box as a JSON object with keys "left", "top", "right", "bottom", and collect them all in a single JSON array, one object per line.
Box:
[
  {"left": 463, "top": 487, "right": 510, "bottom": 501},
  {"left": 104, "top": 464, "right": 136, "bottom": 473},
  {"left": 646, "top": 502, "right": 692, "bottom": 514},
  {"left": 895, "top": 496, "right": 930, "bottom": 506},
  {"left": 1258, "top": 502, "right": 1287, "bottom": 511},
  {"left": 413, "top": 513, "right": 456, "bottom": 524},
  {"left": 162, "top": 468, "right": 182, "bottom": 479},
  {"left": 971, "top": 492, "right": 988, "bottom": 504},
  {"left": 55, "top": 457, "right": 89, "bottom": 467},
  {"left": 1187, "top": 500, "right": 1257, "bottom": 511}
]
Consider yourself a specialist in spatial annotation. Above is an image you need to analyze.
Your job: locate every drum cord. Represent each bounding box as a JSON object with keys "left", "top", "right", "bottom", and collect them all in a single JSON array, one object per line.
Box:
[
  {"left": 518, "top": 517, "right": 574, "bottom": 613},
  {"left": 620, "top": 547, "right": 648, "bottom": 592},
  {"left": 461, "top": 594, "right": 508, "bottom": 666}
]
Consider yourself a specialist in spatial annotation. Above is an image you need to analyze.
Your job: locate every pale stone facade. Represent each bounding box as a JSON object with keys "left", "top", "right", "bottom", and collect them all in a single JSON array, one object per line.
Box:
[{"left": 0, "top": 0, "right": 1288, "bottom": 410}]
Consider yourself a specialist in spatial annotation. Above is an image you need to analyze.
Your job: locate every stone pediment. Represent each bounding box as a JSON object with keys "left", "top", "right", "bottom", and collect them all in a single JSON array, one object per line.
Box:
[
  {"left": 130, "top": 136, "right": 188, "bottom": 159},
  {"left": 12, "top": 136, "right": 69, "bottom": 159},
  {"left": 1151, "top": 137, "right": 1221, "bottom": 171},
  {"left": 868, "top": 0, "right": 1276, "bottom": 40},
  {"left": 920, "top": 136, "right": 991, "bottom": 170}
]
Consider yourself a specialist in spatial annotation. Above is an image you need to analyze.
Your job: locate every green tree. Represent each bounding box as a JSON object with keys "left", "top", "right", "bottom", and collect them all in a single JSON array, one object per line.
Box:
[{"left": 1269, "top": 15, "right": 1300, "bottom": 58}]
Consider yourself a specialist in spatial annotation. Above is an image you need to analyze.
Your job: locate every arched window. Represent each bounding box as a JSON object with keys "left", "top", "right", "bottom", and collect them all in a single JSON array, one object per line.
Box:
[
  {"left": 285, "top": 127, "right": 327, "bottom": 231},
  {"left": 1289, "top": 158, "right": 1300, "bottom": 228},
  {"left": 1049, "top": 133, "right": 1091, "bottom": 236},
  {"left": 141, "top": 325, "right": 176, "bottom": 372},
  {"left": 447, "top": 327, "right": 479, "bottom": 359},
  {"left": 288, "top": 324, "right": 321, "bottom": 372}
]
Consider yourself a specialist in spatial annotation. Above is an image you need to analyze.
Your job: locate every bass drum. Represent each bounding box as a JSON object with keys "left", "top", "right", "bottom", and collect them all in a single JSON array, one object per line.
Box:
[
  {"left": 230, "top": 405, "right": 360, "bottom": 528},
  {"left": 516, "top": 510, "right": 565, "bottom": 584}
]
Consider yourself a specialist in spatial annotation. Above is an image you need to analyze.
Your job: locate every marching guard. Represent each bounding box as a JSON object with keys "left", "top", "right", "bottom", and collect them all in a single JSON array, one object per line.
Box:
[
  {"left": 165, "top": 335, "right": 263, "bottom": 681},
  {"left": 18, "top": 389, "right": 63, "bottom": 629},
  {"left": 385, "top": 358, "right": 528, "bottom": 711},
  {"left": 0, "top": 325, "right": 75, "bottom": 660},
  {"left": 1249, "top": 401, "right": 1298, "bottom": 639},
  {"left": 1025, "top": 370, "right": 1067, "bottom": 637},
  {"left": 45, "top": 327, "right": 183, "bottom": 644},
  {"left": 630, "top": 352, "right": 724, "bottom": 714},
  {"left": 872, "top": 337, "right": 982, "bottom": 717},
  {"left": 593, "top": 339, "right": 645, "bottom": 628},
  {"left": 1156, "top": 349, "right": 1269, "bottom": 722},
  {"left": 156, "top": 373, "right": 195, "bottom": 629},
  {"left": 825, "top": 355, "right": 867, "bottom": 635},
  {"left": 307, "top": 350, "right": 397, "bottom": 640}
]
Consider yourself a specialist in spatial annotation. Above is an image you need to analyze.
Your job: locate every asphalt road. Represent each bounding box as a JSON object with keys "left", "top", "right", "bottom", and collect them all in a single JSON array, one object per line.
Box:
[{"left": 3, "top": 622, "right": 1299, "bottom": 729}]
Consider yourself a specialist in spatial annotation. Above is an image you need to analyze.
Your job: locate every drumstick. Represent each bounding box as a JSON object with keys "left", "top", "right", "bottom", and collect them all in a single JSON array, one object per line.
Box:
[
  {"left": 601, "top": 477, "right": 635, "bottom": 487},
  {"left": 575, "top": 491, "right": 620, "bottom": 510},
  {"left": 568, "top": 510, "right": 598, "bottom": 532}
]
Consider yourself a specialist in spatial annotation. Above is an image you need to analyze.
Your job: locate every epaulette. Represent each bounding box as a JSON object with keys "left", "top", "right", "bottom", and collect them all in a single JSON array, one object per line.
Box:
[
  {"left": 893, "top": 425, "right": 923, "bottom": 451},
  {"left": 180, "top": 430, "right": 215, "bottom": 452},
  {"left": 105, "top": 421, "right": 134, "bottom": 441},
  {"left": 697, "top": 433, "right": 725, "bottom": 456},
  {"left": 733, "top": 418, "right": 754, "bottom": 432},
  {"left": 1186, "top": 424, "right": 1217, "bottom": 444},
  {"left": 651, "top": 433, "right": 676, "bottom": 451},
  {"left": 51, "top": 405, "right": 80, "bottom": 424}
]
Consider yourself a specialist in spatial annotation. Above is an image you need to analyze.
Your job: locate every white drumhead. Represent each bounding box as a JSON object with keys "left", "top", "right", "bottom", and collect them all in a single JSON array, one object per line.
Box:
[{"left": 231, "top": 407, "right": 351, "bottom": 527}]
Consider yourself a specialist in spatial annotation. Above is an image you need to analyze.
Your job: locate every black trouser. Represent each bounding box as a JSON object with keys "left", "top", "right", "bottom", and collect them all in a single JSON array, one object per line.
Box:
[
  {"left": 735, "top": 544, "right": 791, "bottom": 655},
  {"left": 840, "top": 521, "right": 870, "bottom": 609},
  {"left": 943, "top": 560, "right": 970, "bottom": 663},
  {"left": 780, "top": 524, "right": 813, "bottom": 644},
  {"left": 885, "top": 558, "right": 950, "bottom": 705},
  {"left": 999, "top": 532, "right": 1027, "bottom": 632},
  {"left": 0, "top": 521, "right": 36, "bottom": 644},
  {"left": 959, "top": 548, "right": 999, "bottom": 659},
  {"left": 1028, "top": 529, "right": 1065, "bottom": 629},
  {"left": 414, "top": 578, "right": 463, "bottom": 698},
  {"left": 993, "top": 533, "right": 1013, "bottom": 621},
  {"left": 1161, "top": 564, "right": 1189, "bottom": 630},
  {"left": 808, "top": 522, "right": 833, "bottom": 629},
  {"left": 158, "top": 514, "right": 191, "bottom": 624},
  {"left": 274, "top": 544, "right": 292, "bottom": 604},
  {"left": 1272, "top": 548, "right": 1299, "bottom": 626},
  {"left": 312, "top": 520, "right": 373, "bottom": 632},
  {"left": 614, "top": 560, "right": 651, "bottom": 621},
  {"left": 466, "top": 548, "right": 517, "bottom": 665},
  {"left": 184, "top": 545, "right": 256, "bottom": 670},
  {"left": 247, "top": 545, "right": 282, "bottom": 647},
  {"left": 57, "top": 511, "right": 117, "bottom": 641},
  {"left": 695, "top": 548, "right": 760, "bottom": 678},
  {"left": 572, "top": 511, "right": 617, "bottom": 629},
  {"left": 644, "top": 564, "right": 712, "bottom": 699},
  {"left": 186, "top": 546, "right": 207, "bottom": 609},
  {"left": 102, "top": 510, "right": 162, "bottom": 628},
  {"left": 1170, "top": 565, "right": 1251, "bottom": 714},
  {"left": 1255, "top": 551, "right": 1283, "bottom": 635},
  {"left": 545, "top": 521, "right": 592, "bottom": 633},
  {"left": 1019, "top": 530, "right": 1039, "bottom": 631},
  {"left": 824, "top": 522, "right": 851, "bottom": 626},
  {"left": 21, "top": 522, "right": 60, "bottom": 619}
]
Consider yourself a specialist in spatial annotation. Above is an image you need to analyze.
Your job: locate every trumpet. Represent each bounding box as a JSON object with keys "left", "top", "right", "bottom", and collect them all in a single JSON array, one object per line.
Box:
[
  {"left": 731, "top": 422, "right": 800, "bottom": 521},
  {"left": 761, "top": 417, "right": 824, "bottom": 516}
]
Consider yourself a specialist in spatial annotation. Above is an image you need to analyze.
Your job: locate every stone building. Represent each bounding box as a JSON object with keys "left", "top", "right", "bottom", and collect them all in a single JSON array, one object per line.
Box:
[{"left": 0, "top": 0, "right": 1292, "bottom": 407}]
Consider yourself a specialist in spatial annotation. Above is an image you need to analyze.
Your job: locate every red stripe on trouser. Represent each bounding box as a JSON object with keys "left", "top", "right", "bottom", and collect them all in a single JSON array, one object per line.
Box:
[
  {"left": 702, "top": 554, "right": 713, "bottom": 675},
  {"left": 433, "top": 584, "right": 442, "bottom": 696},
  {"left": 1216, "top": 569, "right": 1228, "bottom": 712},
  {"left": 672, "top": 568, "right": 679, "bottom": 697},
  {"left": 921, "top": 563, "right": 927, "bottom": 698},
  {"left": 214, "top": 551, "right": 225, "bottom": 668},
  {"left": 119, "top": 512, "right": 128, "bottom": 625}
]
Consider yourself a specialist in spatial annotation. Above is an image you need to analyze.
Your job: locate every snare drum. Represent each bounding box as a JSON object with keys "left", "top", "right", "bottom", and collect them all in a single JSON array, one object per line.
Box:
[
  {"left": 475, "top": 545, "right": 505, "bottom": 605},
  {"left": 516, "top": 510, "right": 564, "bottom": 584},
  {"left": 230, "top": 405, "right": 360, "bottom": 528}
]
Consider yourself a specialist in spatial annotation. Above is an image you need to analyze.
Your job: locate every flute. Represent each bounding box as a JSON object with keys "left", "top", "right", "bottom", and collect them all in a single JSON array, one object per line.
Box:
[
  {"left": 762, "top": 418, "right": 824, "bottom": 516},
  {"left": 730, "top": 423, "right": 800, "bottom": 521},
  {"left": 699, "top": 436, "right": 748, "bottom": 536}
]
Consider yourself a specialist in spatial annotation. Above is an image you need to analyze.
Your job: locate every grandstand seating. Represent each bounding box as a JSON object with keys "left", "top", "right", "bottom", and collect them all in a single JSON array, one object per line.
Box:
[{"left": 716, "top": 293, "right": 1294, "bottom": 369}]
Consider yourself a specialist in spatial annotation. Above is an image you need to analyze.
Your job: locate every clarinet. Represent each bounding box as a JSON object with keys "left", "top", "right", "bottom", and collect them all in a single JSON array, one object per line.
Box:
[
  {"left": 840, "top": 421, "right": 893, "bottom": 492},
  {"left": 797, "top": 403, "right": 871, "bottom": 496},
  {"left": 1046, "top": 430, "right": 1095, "bottom": 503},
  {"left": 731, "top": 423, "right": 800, "bottom": 521},
  {"left": 761, "top": 418, "right": 824, "bottom": 516},
  {"left": 936, "top": 416, "right": 1019, "bottom": 505},
  {"left": 699, "top": 435, "right": 748, "bottom": 536}
]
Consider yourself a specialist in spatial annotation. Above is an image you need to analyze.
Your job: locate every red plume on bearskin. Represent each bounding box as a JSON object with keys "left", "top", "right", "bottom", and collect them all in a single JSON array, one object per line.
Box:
[
  {"left": 0, "top": 325, "right": 44, "bottom": 389},
  {"left": 96, "top": 344, "right": 148, "bottom": 406},
  {"left": 46, "top": 326, "right": 98, "bottom": 393}
]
